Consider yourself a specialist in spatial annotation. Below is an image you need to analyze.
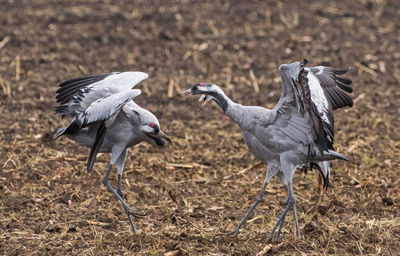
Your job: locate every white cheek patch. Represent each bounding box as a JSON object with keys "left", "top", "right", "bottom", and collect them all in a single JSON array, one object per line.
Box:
[{"left": 141, "top": 125, "right": 153, "bottom": 133}]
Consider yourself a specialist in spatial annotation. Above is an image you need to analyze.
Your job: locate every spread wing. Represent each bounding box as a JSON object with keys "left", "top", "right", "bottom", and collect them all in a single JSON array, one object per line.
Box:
[
  {"left": 274, "top": 60, "right": 353, "bottom": 154},
  {"left": 57, "top": 90, "right": 141, "bottom": 172},
  {"left": 55, "top": 71, "right": 148, "bottom": 118},
  {"left": 307, "top": 66, "right": 353, "bottom": 110},
  {"left": 72, "top": 90, "right": 141, "bottom": 128}
]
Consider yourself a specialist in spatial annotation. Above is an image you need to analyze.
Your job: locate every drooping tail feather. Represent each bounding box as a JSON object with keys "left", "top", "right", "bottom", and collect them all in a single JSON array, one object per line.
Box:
[
  {"left": 312, "top": 149, "right": 349, "bottom": 162},
  {"left": 312, "top": 161, "right": 331, "bottom": 189},
  {"left": 87, "top": 121, "right": 108, "bottom": 173},
  {"left": 52, "top": 118, "right": 83, "bottom": 140},
  {"left": 50, "top": 118, "right": 82, "bottom": 139},
  {"left": 50, "top": 128, "right": 66, "bottom": 139},
  {"left": 325, "top": 150, "right": 349, "bottom": 161}
]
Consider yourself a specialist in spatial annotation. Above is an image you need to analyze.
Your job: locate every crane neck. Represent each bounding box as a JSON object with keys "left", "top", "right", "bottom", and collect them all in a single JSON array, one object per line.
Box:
[{"left": 211, "top": 90, "right": 245, "bottom": 125}]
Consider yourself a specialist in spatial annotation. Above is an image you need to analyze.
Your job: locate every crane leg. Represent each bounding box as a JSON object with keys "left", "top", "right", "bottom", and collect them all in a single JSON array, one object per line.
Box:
[
  {"left": 116, "top": 149, "right": 127, "bottom": 199},
  {"left": 266, "top": 196, "right": 290, "bottom": 241},
  {"left": 229, "top": 179, "right": 269, "bottom": 236},
  {"left": 288, "top": 182, "right": 301, "bottom": 239},
  {"left": 102, "top": 164, "right": 145, "bottom": 234},
  {"left": 265, "top": 182, "right": 301, "bottom": 241},
  {"left": 117, "top": 173, "right": 123, "bottom": 198}
]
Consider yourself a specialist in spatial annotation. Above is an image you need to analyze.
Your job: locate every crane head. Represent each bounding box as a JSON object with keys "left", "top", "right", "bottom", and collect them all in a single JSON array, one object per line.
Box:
[
  {"left": 278, "top": 60, "right": 307, "bottom": 83},
  {"left": 183, "top": 82, "right": 222, "bottom": 107},
  {"left": 141, "top": 122, "right": 171, "bottom": 146}
]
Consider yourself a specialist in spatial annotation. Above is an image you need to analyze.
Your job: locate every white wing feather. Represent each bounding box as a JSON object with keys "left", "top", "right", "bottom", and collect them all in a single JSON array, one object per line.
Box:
[
  {"left": 306, "top": 70, "right": 330, "bottom": 125},
  {"left": 56, "top": 72, "right": 148, "bottom": 118},
  {"left": 89, "top": 72, "right": 148, "bottom": 92},
  {"left": 78, "top": 89, "right": 142, "bottom": 126}
]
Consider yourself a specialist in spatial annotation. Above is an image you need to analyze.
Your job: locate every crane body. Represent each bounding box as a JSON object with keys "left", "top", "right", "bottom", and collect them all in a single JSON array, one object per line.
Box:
[
  {"left": 184, "top": 60, "right": 353, "bottom": 240},
  {"left": 53, "top": 72, "right": 170, "bottom": 234}
]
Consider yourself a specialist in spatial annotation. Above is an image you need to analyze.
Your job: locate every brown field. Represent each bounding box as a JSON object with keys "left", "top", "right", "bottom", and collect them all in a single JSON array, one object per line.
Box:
[{"left": 1, "top": 0, "right": 399, "bottom": 255}]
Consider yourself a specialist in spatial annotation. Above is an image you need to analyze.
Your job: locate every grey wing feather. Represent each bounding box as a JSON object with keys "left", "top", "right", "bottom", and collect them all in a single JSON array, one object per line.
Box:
[
  {"left": 274, "top": 61, "right": 335, "bottom": 152},
  {"left": 276, "top": 111, "right": 314, "bottom": 146},
  {"left": 58, "top": 90, "right": 141, "bottom": 170},
  {"left": 55, "top": 72, "right": 148, "bottom": 118},
  {"left": 58, "top": 90, "right": 141, "bottom": 136},
  {"left": 279, "top": 126, "right": 304, "bottom": 144}
]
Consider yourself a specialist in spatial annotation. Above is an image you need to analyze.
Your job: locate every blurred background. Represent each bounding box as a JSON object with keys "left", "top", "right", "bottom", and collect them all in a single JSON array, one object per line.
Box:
[{"left": 1, "top": 0, "right": 399, "bottom": 255}]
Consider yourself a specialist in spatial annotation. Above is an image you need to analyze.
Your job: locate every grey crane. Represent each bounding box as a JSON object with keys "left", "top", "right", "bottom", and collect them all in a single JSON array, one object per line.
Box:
[
  {"left": 53, "top": 71, "right": 171, "bottom": 234},
  {"left": 184, "top": 60, "right": 353, "bottom": 240}
]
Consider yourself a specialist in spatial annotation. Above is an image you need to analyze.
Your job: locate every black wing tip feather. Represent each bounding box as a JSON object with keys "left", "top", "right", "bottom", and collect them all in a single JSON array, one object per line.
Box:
[
  {"left": 335, "top": 77, "right": 353, "bottom": 93},
  {"left": 310, "top": 65, "right": 354, "bottom": 109},
  {"left": 57, "top": 72, "right": 116, "bottom": 89},
  {"left": 334, "top": 68, "right": 353, "bottom": 93},
  {"left": 325, "top": 86, "right": 353, "bottom": 109},
  {"left": 311, "top": 163, "right": 330, "bottom": 189},
  {"left": 333, "top": 69, "right": 347, "bottom": 75},
  {"left": 335, "top": 75, "right": 352, "bottom": 85},
  {"left": 55, "top": 105, "right": 67, "bottom": 113},
  {"left": 333, "top": 67, "right": 351, "bottom": 75},
  {"left": 58, "top": 75, "right": 93, "bottom": 89},
  {"left": 55, "top": 73, "right": 114, "bottom": 104},
  {"left": 54, "top": 105, "right": 68, "bottom": 118}
]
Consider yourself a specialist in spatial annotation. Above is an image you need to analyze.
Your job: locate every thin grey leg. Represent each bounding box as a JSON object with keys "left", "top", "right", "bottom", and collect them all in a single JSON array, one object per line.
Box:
[
  {"left": 117, "top": 173, "right": 123, "bottom": 198},
  {"left": 102, "top": 164, "right": 138, "bottom": 234},
  {"left": 265, "top": 182, "right": 301, "bottom": 241},
  {"left": 289, "top": 183, "right": 301, "bottom": 239},
  {"left": 275, "top": 208, "right": 286, "bottom": 240},
  {"left": 115, "top": 150, "right": 127, "bottom": 199},
  {"left": 230, "top": 181, "right": 268, "bottom": 236},
  {"left": 265, "top": 196, "right": 291, "bottom": 241}
]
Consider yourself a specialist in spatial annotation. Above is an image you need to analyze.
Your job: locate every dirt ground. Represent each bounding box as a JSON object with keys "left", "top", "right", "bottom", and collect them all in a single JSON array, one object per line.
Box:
[{"left": 1, "top": 0, "right": 400, "bottom": 255}]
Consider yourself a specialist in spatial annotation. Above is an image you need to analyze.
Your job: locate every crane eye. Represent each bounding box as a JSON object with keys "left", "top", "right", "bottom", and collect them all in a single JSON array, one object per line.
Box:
[{"left": 149, "top": 123, "right": 159, "bottom": 133}]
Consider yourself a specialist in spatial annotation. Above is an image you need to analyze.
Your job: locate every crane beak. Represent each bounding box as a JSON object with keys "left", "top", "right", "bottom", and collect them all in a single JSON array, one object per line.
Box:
[
  {"left": 182, "top": 88, "right": 193, "bottom": 96},
  {"left": 182, "top": 84, "right": 212, "bottom": 107},
  {"left": 158, "top": 130, "right": 172, "bottom": 143},
  {"left": 145, "top": 130, "right": 172, "bottom": 146}
]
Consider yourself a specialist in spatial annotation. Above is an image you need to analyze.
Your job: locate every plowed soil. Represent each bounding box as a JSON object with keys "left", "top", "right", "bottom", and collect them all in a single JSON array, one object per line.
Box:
[{"left": 1, "top": 0, "right": 399, "bottom": 255}]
